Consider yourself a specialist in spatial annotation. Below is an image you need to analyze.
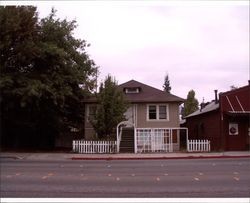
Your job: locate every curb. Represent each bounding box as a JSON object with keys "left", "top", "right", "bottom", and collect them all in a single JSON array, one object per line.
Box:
[
  {"left": 0, "top": 156, "right": 23, "bottom": 160},
  {"left": 71, "top": 155, "right": 250, "bottom": 160}
]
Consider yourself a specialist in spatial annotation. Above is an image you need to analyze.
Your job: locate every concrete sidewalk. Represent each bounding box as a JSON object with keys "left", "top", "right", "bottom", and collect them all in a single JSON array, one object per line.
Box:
[{"left": 1, "top": 151, "right": 250, "bottom": 161}]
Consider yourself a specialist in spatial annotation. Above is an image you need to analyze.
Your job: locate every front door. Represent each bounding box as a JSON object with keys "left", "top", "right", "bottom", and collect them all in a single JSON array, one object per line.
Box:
[{"left": 124, "top": 105, "right": 136, "bottom": 126}]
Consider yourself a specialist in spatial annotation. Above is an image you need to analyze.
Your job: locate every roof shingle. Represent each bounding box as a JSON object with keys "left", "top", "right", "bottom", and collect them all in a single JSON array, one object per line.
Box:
[
  {"left": 83, "top": 79, "right": 184, "bottom": 104},
  {"left": 119, "top": 80, "right": 184, "bottom": 103}
]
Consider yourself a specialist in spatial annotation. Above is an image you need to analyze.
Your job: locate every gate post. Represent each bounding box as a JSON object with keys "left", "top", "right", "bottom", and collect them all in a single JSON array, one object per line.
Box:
[{"left": 134, "top": 128, "right": 137, "bottom": 153}]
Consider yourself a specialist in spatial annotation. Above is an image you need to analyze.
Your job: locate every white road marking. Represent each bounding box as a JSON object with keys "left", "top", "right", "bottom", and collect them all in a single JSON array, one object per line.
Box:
[
  {"left": 80, "top": 174, "right": 84, "bottom": 176},
  {"left": 116, "top": 177, "right": 120, "bottom": 181},
  {"left": 156, "top": 177, "right": 160, "bottom": 181},
  {"left": 233, "top": 177, "right": 240, "bottom": 181},
  {"left": 15, "top": 173, "right": 21, "bottom": 176},
  {"left": 212, "top": 163, "right": 216, "bottom": 166},
  {"left": 48, "top": 173, "right": 53, "bottom": 176},
  {"left": 233, "top": 172, "right": 239, "bottom": 175},
  {"left": 108, "top": 174, "right": 112, "bottom": 177},
  {"left": 80, "top": 165, "right": 83, "bottom": 168},
  {"left": 164, "top": 173, "right": 168, "bottom": 176},
  {"left": 131, "top": 174, "right": 135, "bottom": 176},
  {"left": 194, "top": 177, "right": 199, "bottom": 181},
  {"left": 198, "top": 172, "right": 204, "bottom": 176},
  {"left": 42, "top": 176, "right": 48, "bottom": 179},
  {"left": 107, "top": 165, "right": 111, "bottom": 168}
]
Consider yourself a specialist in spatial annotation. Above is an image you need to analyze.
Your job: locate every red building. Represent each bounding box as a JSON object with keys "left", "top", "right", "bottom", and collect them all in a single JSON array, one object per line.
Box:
[{"left": 184, "top": 82, "right": 250, "bottom": 151}]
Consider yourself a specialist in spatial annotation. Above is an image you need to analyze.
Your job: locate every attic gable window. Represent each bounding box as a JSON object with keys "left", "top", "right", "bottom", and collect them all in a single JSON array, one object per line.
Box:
[{"left": 124, "top": 87, "right": 140, "bottom": 94}]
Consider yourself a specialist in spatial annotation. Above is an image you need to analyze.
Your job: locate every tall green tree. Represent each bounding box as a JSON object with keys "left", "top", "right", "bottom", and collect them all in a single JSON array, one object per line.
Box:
[
  {"left": 90, "top": 75, "right": 128, "bottom": 139},
  {"left": 183, "top": 90, "right": 199, "bottom": 117},
  {"left": 0, "top": 6, "right": 98, "bottom": 149},
  {"left": 163, "top": 73, "right": 171, "bottom": 93}
]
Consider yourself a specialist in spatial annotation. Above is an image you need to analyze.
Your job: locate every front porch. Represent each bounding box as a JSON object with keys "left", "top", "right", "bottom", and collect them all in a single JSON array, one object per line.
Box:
[
  {"left": 73, "top": 126, "right": 211, "bottom": 154},
  {"left": 117, "top": 124, "right": 189, "bottom": 153}
]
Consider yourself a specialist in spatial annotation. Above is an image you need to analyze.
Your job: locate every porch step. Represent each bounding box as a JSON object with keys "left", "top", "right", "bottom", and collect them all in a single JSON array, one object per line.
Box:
[{"left": 119, "top": 128, "right": 134, "bottom": 153}]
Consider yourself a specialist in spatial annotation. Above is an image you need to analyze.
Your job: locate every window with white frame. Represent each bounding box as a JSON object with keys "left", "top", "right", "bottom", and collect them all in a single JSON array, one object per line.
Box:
[
  {"left": 124, "top": 87, "right": 140, "bottom": 94},
  {"left": 87, "top": 105, "right": 97, "bottom": 122},
  {"left": 147, "top": 104, "right": 169, "bottom": 121},
  {"left": 159, "top": 105, "right": 167, "bottom": 119},
  {"left": 148, "top": 105, "right": 157, "bottom": 120}
]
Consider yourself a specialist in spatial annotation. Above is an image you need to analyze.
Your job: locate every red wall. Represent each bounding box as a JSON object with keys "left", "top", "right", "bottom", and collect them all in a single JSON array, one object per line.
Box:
[
  {"left": 220, "top": 85, "right": 250, "bottom": 151},
  {"left": 183, "top": 84, "right": 250, "bottom": 151},
  {"left": 185, "top": 110, "right": 221, "bottom": 151}
]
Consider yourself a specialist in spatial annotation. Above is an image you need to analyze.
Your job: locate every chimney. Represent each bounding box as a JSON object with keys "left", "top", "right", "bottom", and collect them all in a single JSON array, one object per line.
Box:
[{"left": 214, "top": 90, "right": 218, "bottom": 103}]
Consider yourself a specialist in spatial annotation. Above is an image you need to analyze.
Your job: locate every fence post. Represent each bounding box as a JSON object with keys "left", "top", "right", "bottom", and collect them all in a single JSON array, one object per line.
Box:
[
  {"left": 72, "top": 140, "right": 75, "bottom": 152},
  {"left": 134, "top": 128, "right": 137, "bottom": 153}
]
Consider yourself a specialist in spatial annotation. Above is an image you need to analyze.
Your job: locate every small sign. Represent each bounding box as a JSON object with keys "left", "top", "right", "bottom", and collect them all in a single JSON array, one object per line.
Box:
[{"left": 229, "top": 123, "right": 238, "bottom": 135}]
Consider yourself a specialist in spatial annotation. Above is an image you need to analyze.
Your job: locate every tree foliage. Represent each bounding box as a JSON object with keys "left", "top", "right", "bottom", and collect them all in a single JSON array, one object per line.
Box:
[
  {"left": 163, "top": 73, "right": 171, "bottom": 93},
  {"left": 90, "top": 75, "right": 128, "bottom": 139},
  {"left": 0, "top": 6, "right": 98, "bottom": 149},
  {"left": 183, "top": 90, "right": 199, "bottom": 117}
]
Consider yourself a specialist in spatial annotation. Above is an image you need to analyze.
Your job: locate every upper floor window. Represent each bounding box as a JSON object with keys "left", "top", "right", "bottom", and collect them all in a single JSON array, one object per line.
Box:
[
  {"left": 147, "top": 104, "right": 169, "bottom": 121},
  {"left": 124, "top": 87, "right": 140, "bottom": 94},
  {"left": 87, "top": 105, "right": 97, "bottom": 122},
  {"left": 159, "top": 105, "right": 167, "bottom": 119},
  {"left": 148, "top": 105, "right": 157, "bottom": 119}
]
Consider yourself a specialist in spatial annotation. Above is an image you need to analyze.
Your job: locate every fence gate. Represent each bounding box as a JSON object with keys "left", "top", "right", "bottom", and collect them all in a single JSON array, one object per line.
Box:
[{"left": 135, "top": 128, "right": 173, "bottom": 153}]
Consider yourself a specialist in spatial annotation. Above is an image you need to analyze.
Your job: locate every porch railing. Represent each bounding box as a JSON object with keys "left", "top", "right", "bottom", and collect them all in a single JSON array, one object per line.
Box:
[
  {"left": 187, "top": 139, "right": 211, "bottom": 152},
  {"left": 72, "top": 140, "right": 117, "bottom": 154},
  {"left": 136, "top": 128, "right": 174, "bottom": 153}
]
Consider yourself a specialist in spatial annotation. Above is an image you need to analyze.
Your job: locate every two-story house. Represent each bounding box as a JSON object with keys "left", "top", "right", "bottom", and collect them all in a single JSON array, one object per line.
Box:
[{"left": 84, "top": 80, "right": 185, "bottom": 153}]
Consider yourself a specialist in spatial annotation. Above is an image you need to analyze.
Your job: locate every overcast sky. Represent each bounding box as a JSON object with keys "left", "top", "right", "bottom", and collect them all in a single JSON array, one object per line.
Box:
[{"left": 3, "top": 1, "right": 250, "bottom": 103}]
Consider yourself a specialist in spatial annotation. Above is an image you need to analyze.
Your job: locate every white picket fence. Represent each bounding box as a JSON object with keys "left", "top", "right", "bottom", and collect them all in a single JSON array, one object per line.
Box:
[
  {"left": 187, "top": 139, "right": 210, "bottom": 152},
  {"left": 72, "top": 140, "right": 117, "bottom": 154}
]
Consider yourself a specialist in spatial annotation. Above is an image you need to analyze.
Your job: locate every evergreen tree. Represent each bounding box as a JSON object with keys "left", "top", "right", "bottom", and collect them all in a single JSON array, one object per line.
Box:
[
  {"left": 90, "top": 75, "right": 128, "bottom": 139},
  {"left": 183, "top": 90, "right": 199, "bottom": 117},
  {"left": 0, "top": 6, "right": 98, "bottom": 149},
  {"left": 163, "top": 73, "right": 171, "bottom": 93}
]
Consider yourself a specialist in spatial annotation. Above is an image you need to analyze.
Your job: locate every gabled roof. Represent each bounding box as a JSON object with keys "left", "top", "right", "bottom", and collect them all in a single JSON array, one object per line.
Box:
[
  {"left": 220, "top": 83, "right": 250, "bottom": 112},
  {"left": 185, "top": 101, "right": 219, "bottom": 118},
  {"left": 119, "top": 80, "right": 184, "bottom": 103},
  {"left": 84, "top": 79, "right": 184, "bottom": 104}
]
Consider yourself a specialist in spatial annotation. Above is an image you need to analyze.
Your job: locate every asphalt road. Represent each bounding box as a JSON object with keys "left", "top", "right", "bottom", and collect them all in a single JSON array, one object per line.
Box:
[{"left": 0, "top": 158, "right": 249, "bottom": 198}]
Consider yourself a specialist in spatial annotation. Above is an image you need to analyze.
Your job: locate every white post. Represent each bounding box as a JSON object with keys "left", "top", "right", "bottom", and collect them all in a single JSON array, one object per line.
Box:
[
  {"left": 116, "top": 125, "right": 119, "bottom": 153},
  {"left": 170, "top": 129, "right": 173, "bottom": 152},
  {"left": 134, "top": 128, "right": 137, "bottom": 153},
  {"left": 72, "top": 140, "right": 75, "bottom": 152}
]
